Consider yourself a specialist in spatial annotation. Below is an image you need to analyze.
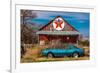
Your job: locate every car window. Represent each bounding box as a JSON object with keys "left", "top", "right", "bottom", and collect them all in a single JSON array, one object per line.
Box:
[
  {"left": 73, "top": 46, "right": 78, "bottom": 48},
  {"left": 67, "top": 46, "right": 71, "bottom": 49},
  {"left": 67, "top": 45, "right": 77, "bottom": 49}
]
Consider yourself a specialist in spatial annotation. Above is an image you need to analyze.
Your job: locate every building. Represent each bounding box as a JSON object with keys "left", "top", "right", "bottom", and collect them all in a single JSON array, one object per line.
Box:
[{"left": 36, "top": 16, "right": 81, "bottom": 45}]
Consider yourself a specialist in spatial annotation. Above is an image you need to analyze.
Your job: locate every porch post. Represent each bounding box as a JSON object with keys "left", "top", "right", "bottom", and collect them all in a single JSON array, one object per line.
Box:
[
  {"left": 37, "top": 34, "right": 39, "bottom": 45},
  {"left": 77, "top": 35, "right": 79, "bottom": 46}
]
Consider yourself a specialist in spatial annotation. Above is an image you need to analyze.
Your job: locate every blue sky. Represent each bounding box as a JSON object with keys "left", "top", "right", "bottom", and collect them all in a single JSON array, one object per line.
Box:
[{"left": 27, "top": 10, "right": 90, "bottom": 37}]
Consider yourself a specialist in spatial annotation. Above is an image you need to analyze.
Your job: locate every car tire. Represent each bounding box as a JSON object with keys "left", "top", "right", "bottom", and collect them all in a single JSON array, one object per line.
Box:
[
  {"left": 72, "top": 52, "right": 79, "bottom": 58},
  {"left": 47, "top": 53, "right": 54, "bottom": 58}
]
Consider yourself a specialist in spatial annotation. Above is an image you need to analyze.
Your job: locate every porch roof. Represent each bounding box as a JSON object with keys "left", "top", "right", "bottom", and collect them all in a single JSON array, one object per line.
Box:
[{"left": 36, "top": 31, "right": 80, "bottom": 35}]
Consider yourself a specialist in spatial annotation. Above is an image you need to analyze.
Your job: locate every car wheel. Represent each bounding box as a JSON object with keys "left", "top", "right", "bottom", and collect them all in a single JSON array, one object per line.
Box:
[
  {"left": 72, "top": 52, "right": 79, "bottom": 58},
  {"left": 47, "top": 53, "right": 53, "bottom": 58}
]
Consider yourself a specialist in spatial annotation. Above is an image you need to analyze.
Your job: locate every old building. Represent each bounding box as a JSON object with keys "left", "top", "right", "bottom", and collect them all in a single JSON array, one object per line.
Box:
[{"left": 36, "top": 16, "right": 81, "bottom": 45}]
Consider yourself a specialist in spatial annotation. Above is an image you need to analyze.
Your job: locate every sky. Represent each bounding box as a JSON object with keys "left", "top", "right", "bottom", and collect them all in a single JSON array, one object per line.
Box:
[{"left": 27, "top": 10, "right": 90, "bottom": 37}]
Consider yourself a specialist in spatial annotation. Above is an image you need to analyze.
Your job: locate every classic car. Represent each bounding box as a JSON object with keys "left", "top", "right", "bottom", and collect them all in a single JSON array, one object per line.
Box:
[{"left": 41, "top": 45, "right": 84, "bottom": 58}]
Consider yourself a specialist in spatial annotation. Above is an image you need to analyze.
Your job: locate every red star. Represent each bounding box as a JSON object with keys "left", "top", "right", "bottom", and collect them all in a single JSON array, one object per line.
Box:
[{"left": 54, "top": 19, "right": 63, "bottom": 28}]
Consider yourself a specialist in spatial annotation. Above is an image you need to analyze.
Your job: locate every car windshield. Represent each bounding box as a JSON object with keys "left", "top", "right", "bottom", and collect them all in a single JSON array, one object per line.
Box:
[{"left": 67, "top": 45, "right": 78, "bottom": 49}]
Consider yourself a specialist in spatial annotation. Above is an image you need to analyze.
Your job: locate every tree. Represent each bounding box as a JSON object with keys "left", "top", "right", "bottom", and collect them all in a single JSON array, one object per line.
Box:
[
  {"left": 21, "top": 10, "right": 38, "bottom": 44},
  {"left": 21, "top": 10, "right": 38, "bottom": 58},
  {"left": 21, "top": 10, "right": 37, "bottom": 24},
  {"left": 21, "top": 24, "right": 38, "bottom": 44}
]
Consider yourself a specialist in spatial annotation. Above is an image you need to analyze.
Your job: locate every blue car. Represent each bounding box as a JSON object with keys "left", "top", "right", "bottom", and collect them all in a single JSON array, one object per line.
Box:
[{"left": 41, "top": 45, "right": 84, "bottom": 58}]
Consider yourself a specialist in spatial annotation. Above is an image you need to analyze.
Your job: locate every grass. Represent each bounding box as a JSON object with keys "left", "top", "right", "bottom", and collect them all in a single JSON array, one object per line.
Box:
[{"left": 21, "top": 56, "right": 89, "bottom": 63}]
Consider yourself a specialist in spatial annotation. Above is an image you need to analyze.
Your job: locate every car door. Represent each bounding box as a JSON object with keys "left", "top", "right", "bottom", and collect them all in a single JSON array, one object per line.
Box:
[
  {"left": 54, "top": 49, "right": 67, "bottom": 56},
  {"left": 65, "top": 46, "right": 76, "bottom": 56}
]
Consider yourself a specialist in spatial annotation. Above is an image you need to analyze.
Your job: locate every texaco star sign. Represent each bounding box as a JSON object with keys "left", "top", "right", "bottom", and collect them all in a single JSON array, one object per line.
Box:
[{"left": 53, "top": 17, "right": 65, "bottom": 30}]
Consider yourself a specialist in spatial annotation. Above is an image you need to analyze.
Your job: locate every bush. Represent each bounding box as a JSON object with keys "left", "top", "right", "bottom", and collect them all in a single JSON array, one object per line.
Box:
[{"left": 79, "top": 40, "right": 89, "bottom": 46}]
